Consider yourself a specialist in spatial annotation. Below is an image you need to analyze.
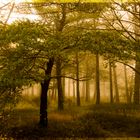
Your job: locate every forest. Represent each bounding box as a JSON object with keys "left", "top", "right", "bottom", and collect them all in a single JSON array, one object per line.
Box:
[{"left": 0, "top": 0, "right": 140, "bottom": 139}]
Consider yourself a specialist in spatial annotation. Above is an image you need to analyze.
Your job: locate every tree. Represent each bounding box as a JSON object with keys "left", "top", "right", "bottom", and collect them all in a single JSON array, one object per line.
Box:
[
  {"left": 109, "top": 60, "right": 114, "bottom": 104},
  {"left": 113, "top": 63, "right": 119, "bottom": 103},
  {"left": 133, "top": 3, "right": 140, "bottom": 104},
  {"left": 95, "top": 52, "right": 100, "bottom": 104},
  {"left": 30, "top": 2, "right": 108, "bottom": 109},
  {"left": 40, "top": 58, "right": 54, "bottom": 126},
  {"left": 102, "top": 1, "right": 140, "bottom": 104},
  {"left": 85, "top": 70, "right": 90, "bottom": 102},
  {"left": 124, "top": 65, "right": 129, "bottom": 103},
  {"left": 0, "top": 2, "right": 115, "bottom": 128},
  {"left": 0, "top": 20, "right": 57, "bottom": 126},
  {"left": 75, "top": 51, "right": 81, "bottom": 106}
]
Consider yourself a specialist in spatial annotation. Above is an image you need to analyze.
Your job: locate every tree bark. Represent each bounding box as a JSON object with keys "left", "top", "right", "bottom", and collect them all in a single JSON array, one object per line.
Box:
[
  {"left": 113, "top": 63, "right": 120, "bottom": 103},
  {"left": 95, "top": 53, "right": 100, "bottom": 104},
  {"left": 86, "top": 80, "right": 90, "bottom": 102},
  {"left": 76, "top": 52, "right": 81, "bottom": 106},
  {"left": 62, "top": 70, "right": 65, "bottom": 98},
  {"left": 134, "top": 58, "right": 140, "bottom": 104},
  {"left": 109, "top": 60, "right": 113, "bottom": 104},
  {"left": 51, "top": 79, "right": 56, "bottom": 100},
  {"left": 82, "top": 81, "right": 86, "bottom": 99},
  {"left": 39, "top": 58, "right": 54, "bottom": 127},
  {"left": 129, "top": 74, "right": 134, "bottom": 103},
  {"left": 124, "top": 65, "right": 130, "bottom": 103},
  {"left": 68, "top": 78, "right": 71, "bottom": 98},
  {"left": 85, "top": 61, "right": 90, "bottom": 102},
  {"left": 73, "top": 80, "right": 75, "bottom": 100}
]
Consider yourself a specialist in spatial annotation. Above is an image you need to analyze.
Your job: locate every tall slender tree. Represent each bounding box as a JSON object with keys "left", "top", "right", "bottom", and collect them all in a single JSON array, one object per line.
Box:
[
  {"left": 124, "top": 65, "right": 129, "bottom": 103},
  {"left": 133, "top": 3, "right": 140, "bottom": 104},
  {"left": 76, "top": 51, "right": 81, "bottom": 106},
  {"left": 95, "top": 53, "right": 100, "bottom": 104},
  {"left": 109, "top": 60, "right": 113, "bottom": 104},
  {"left": 113, "top": 63, "right": 120, "bottom": 103}
]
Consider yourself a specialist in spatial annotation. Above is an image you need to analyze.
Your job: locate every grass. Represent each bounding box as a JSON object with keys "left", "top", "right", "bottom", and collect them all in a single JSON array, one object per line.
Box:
[{"left": 1, "top": 98, "right": 140, "bottom": 139}]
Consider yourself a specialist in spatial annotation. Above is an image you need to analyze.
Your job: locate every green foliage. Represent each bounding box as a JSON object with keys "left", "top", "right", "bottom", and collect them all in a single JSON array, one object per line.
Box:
[
  {"left": 0, "top": 20, "right": 56, "bottom": 84},
  {"left": 0, "top": 3, "right": 113, "bottom": 92},
  {"left": 80, "top": 30, "right": 133, "bottom": 62},
  {"left": 0, "top": 20, "right": 48, "bottom": 119},
  {"left": 0, "top": 88, "right": 21, "bottom": 137}
]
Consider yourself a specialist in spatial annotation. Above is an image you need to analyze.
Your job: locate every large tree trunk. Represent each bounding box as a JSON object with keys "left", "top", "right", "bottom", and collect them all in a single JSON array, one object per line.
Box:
[
  {"left": 76, "top": 52, "right": 81, "bottom": 106},
  {"left": 39, "top": 58, "right": 54, "bottom": 127},
  {"left": 95, "top": 53, "right": 100, "bottom": 104},
  {"left": 56, "top": 59, "right": 64, "bottom": 110},
  {"left": 109, "top": 60, "right": 113, "bottom": 104}
]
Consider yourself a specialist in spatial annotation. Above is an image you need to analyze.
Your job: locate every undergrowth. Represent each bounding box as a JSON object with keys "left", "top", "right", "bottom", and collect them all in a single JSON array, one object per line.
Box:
[{"left": 1, "top": 102, "right": 140, "bottom": 139}]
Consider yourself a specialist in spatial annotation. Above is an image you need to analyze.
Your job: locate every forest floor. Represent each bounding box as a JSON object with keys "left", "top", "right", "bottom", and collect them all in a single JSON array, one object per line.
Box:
[{"left": 1, "top": 99, "right": 140, "bottom": 140}]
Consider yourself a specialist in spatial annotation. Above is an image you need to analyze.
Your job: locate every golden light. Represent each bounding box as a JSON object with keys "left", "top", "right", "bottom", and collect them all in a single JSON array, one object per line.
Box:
[
  {"left": 0, "top": 0, "right": 39, "bottom": 24},
  {"left": 0, "top": 0, "right": 32, "bottom": 4}
]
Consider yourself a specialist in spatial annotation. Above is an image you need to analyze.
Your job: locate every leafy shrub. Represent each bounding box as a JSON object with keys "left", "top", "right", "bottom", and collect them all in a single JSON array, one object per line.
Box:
[{"left": 0, "top": 88, "right": 22, "bottom": 137}]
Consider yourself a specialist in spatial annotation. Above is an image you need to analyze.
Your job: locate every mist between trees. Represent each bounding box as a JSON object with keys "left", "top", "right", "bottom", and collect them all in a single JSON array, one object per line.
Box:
[{"left": 0, "top": 1, "right": 140, "bottom": 139}]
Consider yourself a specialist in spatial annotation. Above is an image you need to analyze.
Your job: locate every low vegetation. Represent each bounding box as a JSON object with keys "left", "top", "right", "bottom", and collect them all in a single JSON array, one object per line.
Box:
[{"left": 1, "top": 98, "right": 140, "bottom": 139}]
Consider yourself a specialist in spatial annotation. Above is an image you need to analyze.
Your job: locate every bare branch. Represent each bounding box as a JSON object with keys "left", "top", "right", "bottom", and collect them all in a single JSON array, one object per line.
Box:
[{"left": 4, "top": 2, "right": 15, "bottom": 25}]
